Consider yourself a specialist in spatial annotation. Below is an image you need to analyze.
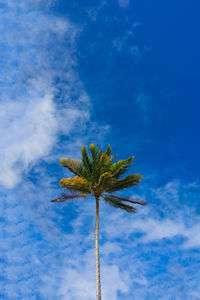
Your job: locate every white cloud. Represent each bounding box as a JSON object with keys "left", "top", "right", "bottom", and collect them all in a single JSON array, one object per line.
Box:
[
  {"left": 57, "top": 249, "right": 129, "bottom": 300},
  {"left": 0, "top": 2, "right": 93, "bottom": 188},
  {"left": 102, "top": 180, "right": 200, "bottom": 250}
]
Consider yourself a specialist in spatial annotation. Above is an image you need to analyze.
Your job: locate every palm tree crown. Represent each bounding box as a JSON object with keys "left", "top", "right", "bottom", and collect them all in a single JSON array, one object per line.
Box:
[{"left": 52, "top": 144, "right": 146, "bottom": 211}]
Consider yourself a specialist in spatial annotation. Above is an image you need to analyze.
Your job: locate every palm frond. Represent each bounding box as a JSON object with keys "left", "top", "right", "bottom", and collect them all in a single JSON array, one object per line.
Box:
[
  {"left": 104, "top": 194, "right": 147, "bottom": 206},
  {"left": 90, "top": 144, "right": 99, "bottom": 162},
  {"left": 110, "top": 157, "right": 134, "bottom": 179},
  {"left": 78, "top": 164, "right": 91, "bottom": 180},
  {"left": 111, "top": 154, "right": 118, "bottom": 162},
  {"left": 51, "top": 193, "right": 87, "bottom": 202},
  {"left": 104, "top": 144, "right": 112, "bottom": 157},
  {"left": 104, "top": 174, "right": 142, "bottom": 192},
  {"left": 60, "top": 158, "right": 82, "bottom": 176},
  {"left": 81, "top": 146, "right": 92, "bottom": 176},
  {"left": 60, "top": 158, "right": 90, "bottom": 181},
  {"left": 89, "top": 144, "right": 99, "bottom": 183},
  {"left": 97, "top": 172, "right": 113, "bottom": 193},
  {"left": 90, "top": 144, "right": 113, "bottom": 183},
  {"left": 99, "top": 153, "right": 113, "bottom": 175},
  {"left": 103, "top": 196, "right": 136, "bottom": 212},
  {"left": 59, "top": 177, "right": 91, "bottom": 193}
]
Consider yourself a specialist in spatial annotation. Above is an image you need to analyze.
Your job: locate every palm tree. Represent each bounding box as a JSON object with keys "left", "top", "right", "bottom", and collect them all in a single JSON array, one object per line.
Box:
[{"left": 51, "top": 144, "right": 147, "bottom": 300}]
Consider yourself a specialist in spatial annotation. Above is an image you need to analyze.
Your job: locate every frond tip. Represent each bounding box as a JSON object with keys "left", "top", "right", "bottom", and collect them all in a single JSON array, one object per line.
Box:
[{"left": 51, "top": 193, "right": 87, "bottom": 202}]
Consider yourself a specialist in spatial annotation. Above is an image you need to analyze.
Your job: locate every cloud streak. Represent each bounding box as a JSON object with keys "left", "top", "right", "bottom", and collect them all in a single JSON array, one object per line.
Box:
[{"left": 0, "top": 1, "right": 90, "bottom": 188}]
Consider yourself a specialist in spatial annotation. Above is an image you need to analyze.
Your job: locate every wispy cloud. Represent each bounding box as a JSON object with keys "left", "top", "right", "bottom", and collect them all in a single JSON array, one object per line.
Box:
[
  {"left": 1, "top": 168, "right": 200, "bottom": 299},
  {"left": 0, "top": 1, "right": 92, "bottom": 188},
  {"left": 118, "top": 0, "right": 130, "bottom": 8},
  {"left": 103, "top": 180, "right": 200, "bottom": 249}
]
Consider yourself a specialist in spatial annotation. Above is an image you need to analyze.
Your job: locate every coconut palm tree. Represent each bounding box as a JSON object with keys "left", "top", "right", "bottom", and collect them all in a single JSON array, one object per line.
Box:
[{"left": 51, "top": 144, "right": 147, "bottom": 300}]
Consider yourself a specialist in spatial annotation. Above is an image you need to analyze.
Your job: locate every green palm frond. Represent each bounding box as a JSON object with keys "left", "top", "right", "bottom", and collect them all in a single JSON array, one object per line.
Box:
[
  {"left": 59, "top": 158, "right": 90, "bottom": 180},
  {"left": 110, "top": 156, "right": 134, "bottom": 179},
  {"left": 96, "top": 171, "right": 113, "bottom": 193},
  {"left": 111, "top": 154, "right": 118, "bottom": 162},
  {"left": 99, "top": 153, "right": 113, "bottom": 175},
  {"left": 90, "top": 144, "right": 100, "bottom": 162},
  {"left": 89, "top": 145, "right": 113, "bottom": 183},
  {"left": 104, "top": 144, "right": 112, "bottom": 157},
  {"left": 89, "top": 144, "right": 100, "bottom": 183},
  {"left": 79, "top": 164, "right": 91, "bottom": 180},
  {"left": 104, "top": 174, "right": 142, "bottom": 192},
  {"left": 81, "top": 146, "right": 92, "bottom": 177},
  {"left": 103, "top": 195, "right": 136, "bottom": 212}
]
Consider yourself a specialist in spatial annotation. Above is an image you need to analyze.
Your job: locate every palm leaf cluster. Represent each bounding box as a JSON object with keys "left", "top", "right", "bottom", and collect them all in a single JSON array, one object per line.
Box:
[{"left": 52, "top": 144, "right": 146, "bottom": 212}]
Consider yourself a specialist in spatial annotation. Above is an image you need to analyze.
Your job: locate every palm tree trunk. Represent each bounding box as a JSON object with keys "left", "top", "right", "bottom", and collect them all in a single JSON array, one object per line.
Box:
[{"left": 95, "top": 196, "right": 101, "bottom": 300}]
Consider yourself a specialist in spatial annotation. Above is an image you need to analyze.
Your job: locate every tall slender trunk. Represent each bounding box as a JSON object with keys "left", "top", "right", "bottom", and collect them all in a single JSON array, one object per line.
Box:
[{"left": 95, "top": 196, "right": 101, "bottom": 300}]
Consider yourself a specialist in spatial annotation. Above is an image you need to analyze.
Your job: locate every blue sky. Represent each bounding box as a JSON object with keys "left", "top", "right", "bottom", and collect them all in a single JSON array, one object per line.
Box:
[{"left": 0, "top": 0, "right": 200, "bottom": 299}]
